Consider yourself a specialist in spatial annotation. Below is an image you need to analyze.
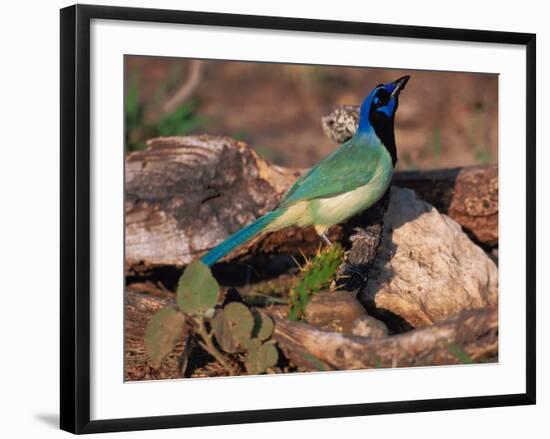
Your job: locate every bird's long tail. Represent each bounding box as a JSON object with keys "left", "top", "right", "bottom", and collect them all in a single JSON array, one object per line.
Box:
[{"left": 201, "top": 210, "right": 281, "bottom": 267}]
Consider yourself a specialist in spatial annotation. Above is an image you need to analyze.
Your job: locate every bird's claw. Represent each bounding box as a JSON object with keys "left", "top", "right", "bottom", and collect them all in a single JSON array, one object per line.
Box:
[{"left": 320, "top": 232, "right": 332, "bottom": 246}]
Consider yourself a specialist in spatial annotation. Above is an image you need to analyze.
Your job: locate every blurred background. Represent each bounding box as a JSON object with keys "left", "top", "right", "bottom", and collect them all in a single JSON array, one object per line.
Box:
[{"left": 125, "top": 56, "right": 498, "bottom": 170}]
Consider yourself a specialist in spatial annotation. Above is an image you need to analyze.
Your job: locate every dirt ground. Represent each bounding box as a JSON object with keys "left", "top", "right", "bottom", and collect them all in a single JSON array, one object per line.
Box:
[{"left": 125, "top": 56, "right": 498, "bottom": 171}]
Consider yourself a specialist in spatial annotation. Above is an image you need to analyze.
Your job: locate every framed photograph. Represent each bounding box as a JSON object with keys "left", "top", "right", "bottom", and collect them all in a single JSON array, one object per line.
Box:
[{"left": 60, "top": 4, "right": 536, "bottom": 434}]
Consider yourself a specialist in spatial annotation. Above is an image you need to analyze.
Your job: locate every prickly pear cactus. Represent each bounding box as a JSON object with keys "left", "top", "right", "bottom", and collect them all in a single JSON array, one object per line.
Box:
[
  {"left": 145, "top": 259, "right": 280, "bottom": 376},
  {"left": 144, "top": 306, "right": 186, "bottom": 368},
  {"left": 288, "top": 244, "right": 344, "bottom": 320},
  {"left": 245, "top": 339, "right": 279, "bottom": 375},
  {"left": 252, "top": 310, "right": 274, "bottom": 341},
  {"left": 212, "top": 302, "right": 255, "bottom": 353},
  {"left": 145, "top": 260, "right": 219, "bottom": 366},
  {"left": 211, "top": 301, "right": 279, "bottom": 374},
  {"left": 177, "top": 260, "right": 219, "bottom": 315}
]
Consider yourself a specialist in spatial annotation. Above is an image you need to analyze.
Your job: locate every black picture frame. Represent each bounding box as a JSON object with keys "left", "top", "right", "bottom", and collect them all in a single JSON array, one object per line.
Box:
[{"left": 60, "top": 4, "right": 536, "bottom": 434}]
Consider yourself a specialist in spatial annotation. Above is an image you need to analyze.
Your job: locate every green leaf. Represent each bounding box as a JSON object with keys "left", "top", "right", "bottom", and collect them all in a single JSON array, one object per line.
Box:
[
  {"left": 144, "top": 306, "right": 186, "bottom": 368},
  {"left": 245, "top": 341, "right": 279, "bottom": 375},
  {"left": 177, "top": 261, "right": 219, "bottom": 315}
]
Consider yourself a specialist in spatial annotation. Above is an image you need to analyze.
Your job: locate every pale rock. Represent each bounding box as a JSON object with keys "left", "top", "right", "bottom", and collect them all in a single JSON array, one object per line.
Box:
[
  {"left": 304, "top": 291, "right": 367, "bottom": 334},
  {"left": 361, "top": 187, "right": 498, "bottom": 328}
]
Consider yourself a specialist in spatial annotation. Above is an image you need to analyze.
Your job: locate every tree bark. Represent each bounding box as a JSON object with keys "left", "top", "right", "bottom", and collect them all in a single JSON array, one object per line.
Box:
[{"left": 268, "top": 306, "right": 497, "bottom": 371}]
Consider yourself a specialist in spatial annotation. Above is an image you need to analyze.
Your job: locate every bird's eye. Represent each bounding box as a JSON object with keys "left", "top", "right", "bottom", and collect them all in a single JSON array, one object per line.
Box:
[{"left": 375, "top": 90, "right": 390, "bottom": 106}]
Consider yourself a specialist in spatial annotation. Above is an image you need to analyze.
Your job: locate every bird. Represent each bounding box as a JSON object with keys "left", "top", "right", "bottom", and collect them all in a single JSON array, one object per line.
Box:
[{"left": 201, "top": 75, "right": 410, "bottom": 267}]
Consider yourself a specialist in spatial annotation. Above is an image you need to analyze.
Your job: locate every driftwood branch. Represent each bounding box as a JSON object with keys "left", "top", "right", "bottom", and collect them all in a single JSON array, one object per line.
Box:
[
  {"left": 124, "top": 289, "right": 496, "bottom": 378},
  {"left": 126, "top": 135, "right": 498, "bottom": 271},
  {"left": 270, "top": 306, "right": 497, "bottom": 371}
]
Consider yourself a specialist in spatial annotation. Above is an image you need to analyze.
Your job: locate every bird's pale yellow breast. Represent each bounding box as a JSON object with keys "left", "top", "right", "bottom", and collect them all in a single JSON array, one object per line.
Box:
[
  {"left": 312, "top": 146, "right": 393, "bottom": 227},
  {"left": 266, "top": 146, "right": 393, "bottom": 233}
]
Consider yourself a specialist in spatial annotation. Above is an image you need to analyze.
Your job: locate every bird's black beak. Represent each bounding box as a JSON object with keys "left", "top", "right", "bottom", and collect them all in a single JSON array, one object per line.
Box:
[{"left": 390, "top": 75, "right": 410, "bottom": 98}]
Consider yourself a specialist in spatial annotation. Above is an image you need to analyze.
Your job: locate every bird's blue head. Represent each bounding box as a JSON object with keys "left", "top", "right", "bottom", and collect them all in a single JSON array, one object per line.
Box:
[{"left": 357, "top": 75, "right": 410, "bottom": 165}]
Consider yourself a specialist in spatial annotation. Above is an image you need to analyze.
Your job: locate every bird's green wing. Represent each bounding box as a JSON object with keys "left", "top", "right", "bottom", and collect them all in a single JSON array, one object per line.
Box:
[{"left": 279, "top": 138, "right": 385, "bottom": 208}]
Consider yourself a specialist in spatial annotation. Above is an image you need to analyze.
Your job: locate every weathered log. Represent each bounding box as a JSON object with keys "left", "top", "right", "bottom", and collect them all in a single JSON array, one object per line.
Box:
[
  {"left": 270, "top": 306, "right": 498, "bottom": 371},
  {"left": 125, "top": 135, "right": 309, "bottom": 272},
  {"left": 125, "top": 135, "right": 498, "bottom": 271},
  {"left": 124, "top": 289, "right": 497, "bottom": 378}
]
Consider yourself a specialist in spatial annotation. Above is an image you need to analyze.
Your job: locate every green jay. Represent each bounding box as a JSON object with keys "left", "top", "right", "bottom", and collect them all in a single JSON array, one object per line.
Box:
[{"left": 201, "top": 75, "right": 410, "bottom": 267}]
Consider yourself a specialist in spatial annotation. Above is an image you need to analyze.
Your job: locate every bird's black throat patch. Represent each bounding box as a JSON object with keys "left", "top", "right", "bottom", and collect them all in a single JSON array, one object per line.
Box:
[{"left": 369, "top": 108, "right": 398, "bottom": 167}]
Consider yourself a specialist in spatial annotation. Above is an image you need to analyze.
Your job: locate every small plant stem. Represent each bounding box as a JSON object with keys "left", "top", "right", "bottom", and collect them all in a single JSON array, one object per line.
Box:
[{"left": 193, "top": 316, "right": 238, "bottom": 376}]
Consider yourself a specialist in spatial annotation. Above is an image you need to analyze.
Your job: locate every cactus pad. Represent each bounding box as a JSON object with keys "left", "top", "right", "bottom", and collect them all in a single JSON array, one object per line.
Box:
[
  {"left": 245, "top": 340, "right": 279, "bottom": 375},
  {"left": 288, "top": 244, "right": 344, "bottom": 320},
  {"left": 177, "top": 260, "right": 219, "bottom": 315},
  {"left": 144, "top": 306, "right": 186, "bottom": 368},
  {"left": 212, "top": 302, "right": 255, "bottom": 353},
  {"left": 252, "top": 311, "right": 274, "bottom": 341}
]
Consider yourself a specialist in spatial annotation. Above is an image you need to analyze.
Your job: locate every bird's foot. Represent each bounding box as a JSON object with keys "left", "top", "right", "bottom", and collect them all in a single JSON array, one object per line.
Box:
[{"left": 320, "top": 232, "right": 332, "bottom": 246}]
